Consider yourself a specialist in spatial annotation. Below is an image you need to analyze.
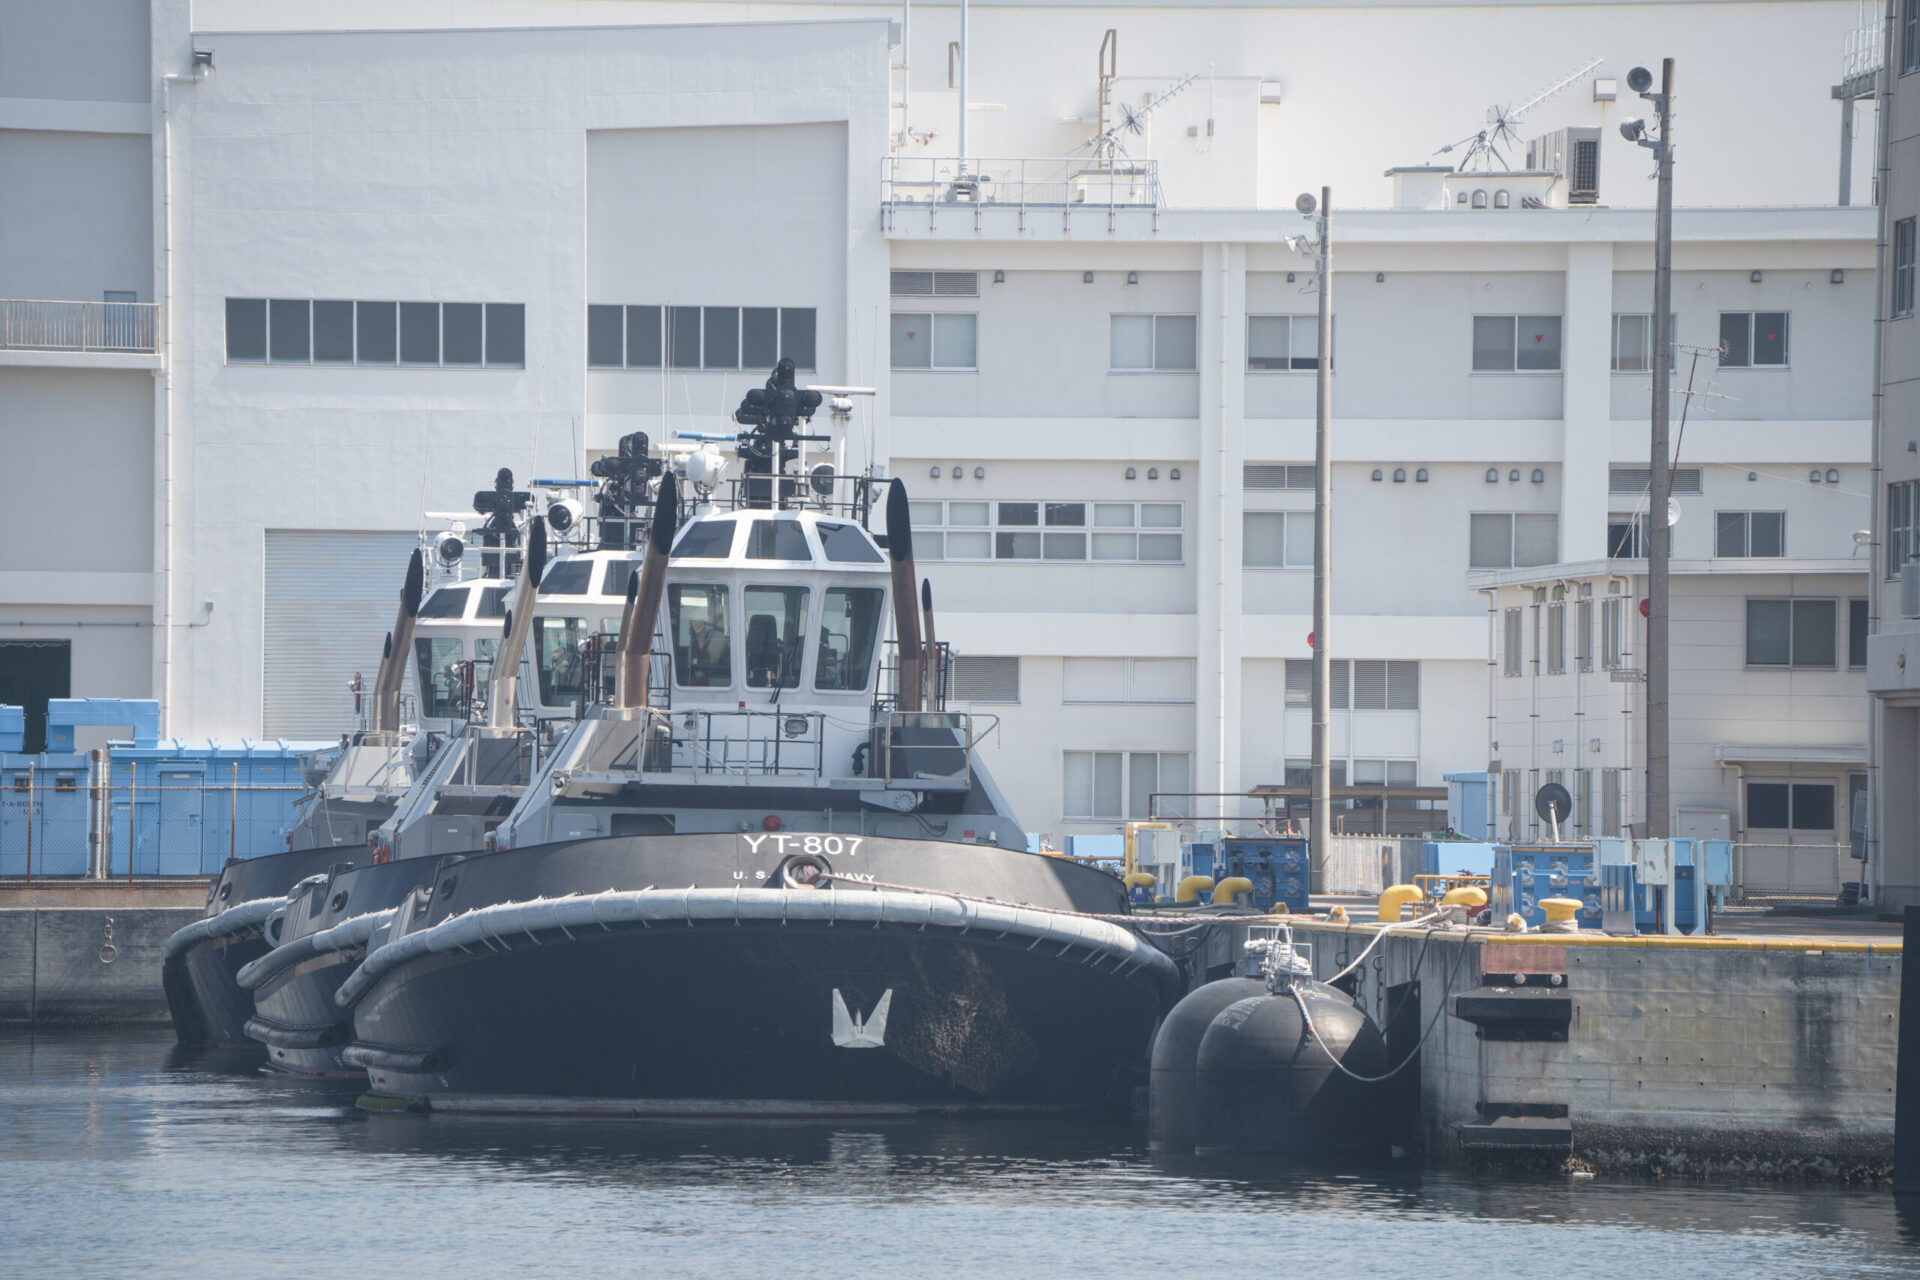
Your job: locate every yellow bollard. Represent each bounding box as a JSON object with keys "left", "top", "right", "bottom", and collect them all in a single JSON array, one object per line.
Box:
[
  {"left": 1440, "top": 885, "right": 1489, "bottom": 910},
  {"left": 1211, "top": 876, "right": 1254, "bottom": 905},
  {"left": 1175, "top": 875, "right": 1215, "bottom": 905},
  {"left": 1540, "top": 896, "right": 1582, "bottom": 925},
  {"left": 1377, "top": 884, "right": 1423, "bottom": 925}
]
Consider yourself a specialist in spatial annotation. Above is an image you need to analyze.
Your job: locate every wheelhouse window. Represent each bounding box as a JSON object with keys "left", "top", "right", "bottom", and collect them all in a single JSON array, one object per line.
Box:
[
  {"left": 743, "top": 586, "right": 808, "bottom": 689},
  {"left": 417, "top": 587, "right": 470, "bottom": 619},
  {"left": 817, "top": 522, "right": 883, "bottom": 564},
  {"left": 670, "top": 585, "right": 732, "bottom": 687},
  {"left": 539, "top": 560, "right": 594, "bottom": 595},
  {"left": 817, "top": 587, "right": 886, "bottom": 692},
  {"left": 673, "top": 520, "right": 738, "bottom": 559},
  {"left": 476, "top": 587, "right": 509, "bottom": 619},
  {"left": 534, "top": 617, "right": 590, "bottom": 705},
  {"left": 746, "top": 519, "right": 811, "bottom": 561},
  {"left": 415, "top": 637, "right": 469, "bottom": 719}
]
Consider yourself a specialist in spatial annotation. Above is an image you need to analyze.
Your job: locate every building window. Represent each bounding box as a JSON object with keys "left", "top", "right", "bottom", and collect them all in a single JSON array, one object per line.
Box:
[
  {"left": 1283, "top": 659, "right": 1418, "bottom": 709},
  {"left": 226, "top": 298, "right": 524, "bottom": 367},
  {"left": 1719, "top": 311, "right": 1789, "bottom": 368},
  {"left": 1575, "top": 598, "right": 1593, "bottom": 671},
  {"left": 1850, "top": 597, "right": 1869, "bottom": 669},
  {"left": 1746, "top": 598, "right": 1838, "bottom": 668},
  {"left": 592, "top": 305, "right": 813, "bottom": 371},
  {"left": 891, "top": 312, "right": 977, "bottom": 370},
  {"left": 1243, "top": 464, "right": 1317, "bottom": 490},
  {"left": 1063, "top": 658, "right": 1196, "bottom": 703},
  {"left": 1472, "top": 315, "right": 1562, "bottom": 372},
  {"left": 1715, "top": 511, "right": 1786, "bottom": 558},
  {"left": 1111, "top": 314, "right": 1198, "bottom": 371},
  {"left": 1612, "top": 313, "right": 1651, "bottom": 372},
  {"left": 950, "top": 655, "right": 1020, "bottom": 702},
  {"left": 910, "top": 500, "right": 1181, "bottom": 564},
  {"left": 1502, "top": 608, "right": 1523, "bottom": 677},
  {"left": 1243, "top": 511, "right": 1315, "bottom": 568},
  {"left": 1064, "top": 750, "right": 1190, "bottom": 820},
  {"left": 1601, "top": 596, "right": 1625, "bottom": 670},
  {"left": 1607, "top": 513, "right": 1649, "bottom": 559},
  {"left": 1906, "top": 0, "right": 1920, "bottom": 74},
  {"left": 1747, "top": 781, "right": 1836, "bottom": 831},
  {"left": 1247, "top": 315, "right": 1330, "bottom": 371},
  {"left": 1602, "top": 768, "right": 1623, "bottom": 837},
  {"left": 1470, "top": 512, "right": 1559, "bottom": 569},
  {"left": 1546, "top": 603, "right": 1567, "bottom": 674},
  {"left": 1896, "top": 218, "right": 1917, "bottom": 318},
  {"left": 1609, "top": 467, "right": 1703, "bottom": 496},
  {"left": 890, "top": 270, "right": 980, "bottom": 298},
  {"left": 1890, "top": 481, "right": 1920, "bottom": 579}
]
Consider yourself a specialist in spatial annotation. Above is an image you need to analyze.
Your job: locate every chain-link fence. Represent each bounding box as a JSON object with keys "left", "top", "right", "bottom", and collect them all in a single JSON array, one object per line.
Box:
[{"left": 0, "top": 763, "right": 307, "bottom": 880}]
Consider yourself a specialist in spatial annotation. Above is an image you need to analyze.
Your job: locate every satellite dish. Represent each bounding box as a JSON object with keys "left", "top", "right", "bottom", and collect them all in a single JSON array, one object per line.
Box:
[
  {"left": 1626, "top": 65, "right": 1654, "bottom": 93},
  {"left": 1666, "top": 496, "right": 1682, "bottom": 528},
  {"left": 809, "top": 462, "right": 836, "bottom": 497},
  {"left": 1295, "top": 192, "right": 1318, "bottom": 215},
  {"left": 1534, "top": 782, "right": 1573, "bottom": 826}
]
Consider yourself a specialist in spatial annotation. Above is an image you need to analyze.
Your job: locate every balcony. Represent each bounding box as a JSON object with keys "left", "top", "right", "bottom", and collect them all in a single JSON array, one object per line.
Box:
[
  {"left": 882, "top": 156, "right": 1162, "bottom": 237},
  {"left": 2, "top": 299, "right": 160, "bottom": 362}
]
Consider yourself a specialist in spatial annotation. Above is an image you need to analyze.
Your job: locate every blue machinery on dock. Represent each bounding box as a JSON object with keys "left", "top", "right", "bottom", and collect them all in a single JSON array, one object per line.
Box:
[
  {"left": 1420, "top": 835, "right": 1732, "bottom": 935},
  {"left": 0, "top": 699, "right": 323, "bottom": 876}
]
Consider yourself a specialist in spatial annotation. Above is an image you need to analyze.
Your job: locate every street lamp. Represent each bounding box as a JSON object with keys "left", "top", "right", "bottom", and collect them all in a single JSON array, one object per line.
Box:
[
  {"left": 1627, "top": 59, "right": 1676, "bottom": 840},
  {"left": 1287, "top": 188, "right": 1334, "bottom": 891}
]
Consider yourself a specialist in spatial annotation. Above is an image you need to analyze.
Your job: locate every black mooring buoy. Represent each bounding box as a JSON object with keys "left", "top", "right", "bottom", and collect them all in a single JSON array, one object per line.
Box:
[
  {"left": 1192, "top": 988, "right": 1391, "bottom": 1158},
  {"left": 1149, "top": 978, "right": 1268, "bottom": 1152}
]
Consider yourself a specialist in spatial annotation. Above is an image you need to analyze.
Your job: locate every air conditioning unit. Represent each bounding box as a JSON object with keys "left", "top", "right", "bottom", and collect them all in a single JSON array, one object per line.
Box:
[
  {"left": 1527, "top": 127, "right": 1601, "bottom": 204},
  {"left": 1902, "top": 559, "right": 1920, "bottom": 618}
]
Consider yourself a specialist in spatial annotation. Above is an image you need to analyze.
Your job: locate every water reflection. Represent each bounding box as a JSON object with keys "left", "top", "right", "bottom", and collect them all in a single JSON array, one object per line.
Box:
[{"left": 6, "top": 1029, "right": 1917, "bottom": 1280}]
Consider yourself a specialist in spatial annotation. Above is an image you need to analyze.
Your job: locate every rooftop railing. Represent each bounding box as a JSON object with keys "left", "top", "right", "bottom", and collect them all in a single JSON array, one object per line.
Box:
[
  {"left": 882, "top": 156, "right": 1162, "bottom": 231},
  {"left": 2, "top": 299, "right": 160, "bottom": 354}
]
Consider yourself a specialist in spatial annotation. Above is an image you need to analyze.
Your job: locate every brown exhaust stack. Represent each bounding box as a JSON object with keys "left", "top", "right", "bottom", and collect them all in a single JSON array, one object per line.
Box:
[
  {"left": 374, "top": 549, "right": 426, "bottom": 732},
  {"left": 885, "top": 479, "right": 923, "bottom": 712},
  {"left": 618, "top": 472, "right": 678, "bottom": 710},
  {"left": 919, "top": 578, "right": 939, "bottom": 709},
  {"left": 487, "top": 519, "right": 547, "bottom": 729}
]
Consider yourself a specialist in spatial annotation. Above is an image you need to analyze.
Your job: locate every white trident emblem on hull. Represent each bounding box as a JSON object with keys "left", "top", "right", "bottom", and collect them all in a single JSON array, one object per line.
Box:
[{"left": 831, "top": 989, "right": 892, "bottom": 1049}]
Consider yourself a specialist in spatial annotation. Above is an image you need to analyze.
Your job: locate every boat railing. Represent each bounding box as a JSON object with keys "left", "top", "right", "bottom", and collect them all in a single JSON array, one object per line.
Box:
[
  {"left": 872, "top": 710, "right": 988, "bottom": 792},
  {"left": 652, "top": 708, "right": 827, "bottom": 779}
]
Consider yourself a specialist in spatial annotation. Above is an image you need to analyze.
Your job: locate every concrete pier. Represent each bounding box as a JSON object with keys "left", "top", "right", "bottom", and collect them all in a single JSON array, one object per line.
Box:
[
  {"left": 0, "top": 894, "right": 203, "bottom": 1023},
  {"left": 1277, "top": 918, "right": 1903, "bottom": 1179}
]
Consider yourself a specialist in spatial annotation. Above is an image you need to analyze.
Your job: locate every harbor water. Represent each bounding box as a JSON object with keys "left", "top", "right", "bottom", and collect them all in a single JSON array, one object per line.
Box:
[{"left": 5, "top": 1030, "right": 1918, "bottom": 1278}]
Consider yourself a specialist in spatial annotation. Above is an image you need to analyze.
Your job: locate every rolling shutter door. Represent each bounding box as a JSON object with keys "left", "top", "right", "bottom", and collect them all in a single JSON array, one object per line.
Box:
[{"left": 263, "top": 530, "right": 418, "bottom": 738}]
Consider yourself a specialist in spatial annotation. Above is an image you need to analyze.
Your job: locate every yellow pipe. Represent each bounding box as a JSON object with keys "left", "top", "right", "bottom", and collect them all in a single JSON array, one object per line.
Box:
[
  {"left": 1175, "top": 875, "right": 1215, "bottom": 905},
  {"left": 1123, "top": 821, "right": 1173, "bottom": 877},
  {"left": 1377, "top": 884, "right": 1423, "bottom": 925},
  {"left": 1211, "top": 876, "right": 1254, "bottom": 905},
  {"left": 1124, "top": 872, "right": 1157, "bottom": 889},
  {"left": 1440, "top": 886, "right": 1489, "bottom": 909},
  {"left": 1540, "top": 896, "right": 1581, "bottom": 924}
]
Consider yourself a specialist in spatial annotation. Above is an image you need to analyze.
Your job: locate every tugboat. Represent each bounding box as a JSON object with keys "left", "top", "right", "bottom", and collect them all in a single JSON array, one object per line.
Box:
[
  {"left": 162, "top": 472, "right": 536, "bottom": 1047},
  {"left": 326, "top": 362, "right": 1180, "bottom": 1113}
]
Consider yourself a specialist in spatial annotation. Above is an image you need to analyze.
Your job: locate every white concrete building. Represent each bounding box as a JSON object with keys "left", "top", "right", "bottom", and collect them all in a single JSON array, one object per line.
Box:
[{"left": 0, "top": 0, "right": 1881, "bottom": 849}]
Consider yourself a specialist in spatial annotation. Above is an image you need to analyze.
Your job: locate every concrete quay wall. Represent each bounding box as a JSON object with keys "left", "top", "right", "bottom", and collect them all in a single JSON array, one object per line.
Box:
[
  {"left": 0, "top": 908, "right": 201, "bottom": 1024},
  {"left": 1292, "top": 920, "right": 1901, "bottom": 1178}
]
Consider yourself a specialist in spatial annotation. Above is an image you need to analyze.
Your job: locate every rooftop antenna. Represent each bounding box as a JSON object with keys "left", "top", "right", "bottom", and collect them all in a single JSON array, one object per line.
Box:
[
  {"left": 1085, "top": 29, "right": 1198, "bottom": 167},
  {"left": 1433, "top": 57, "right": 1603, "bottom": 171}
]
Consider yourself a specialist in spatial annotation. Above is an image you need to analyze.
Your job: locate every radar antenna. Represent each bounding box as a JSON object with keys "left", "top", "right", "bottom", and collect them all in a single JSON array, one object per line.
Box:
[{"left": 1432, "top": 57, "right": 1602, "bottom": 172}]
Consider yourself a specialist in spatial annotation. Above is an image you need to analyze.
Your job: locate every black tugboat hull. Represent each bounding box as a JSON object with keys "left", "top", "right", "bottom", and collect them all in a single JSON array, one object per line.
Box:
[
  {"left": 244, "top": 855, "right": 447, "bottom": 1074},
  {"left": 162, "top": 844, "right": 367, "bottom": 1046},
  {"left": 349, "top": 918, "right": 1167, "bottom": 1112},
  {"left": 341, "top": 833, "right": 1177, "bottom": 1111}
]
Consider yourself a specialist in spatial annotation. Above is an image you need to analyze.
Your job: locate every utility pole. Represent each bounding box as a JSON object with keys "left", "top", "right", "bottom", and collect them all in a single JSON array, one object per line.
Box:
[
  {"left": 1308, "top": 188, "right": 1333, "bottom": 892},
  {"left": 1628, "top": 60, "right": 1676, "bottom": 840}
]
